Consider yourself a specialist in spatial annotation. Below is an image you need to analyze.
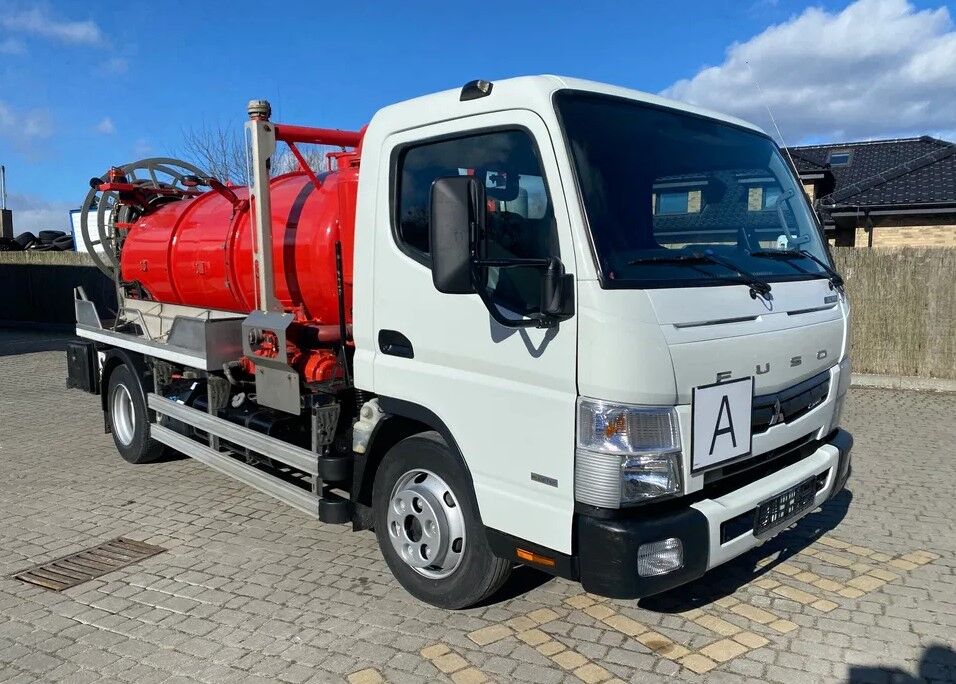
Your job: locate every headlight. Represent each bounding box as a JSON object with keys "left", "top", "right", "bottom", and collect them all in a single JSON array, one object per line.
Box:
[{"left": 575, "top": 399, "right": 682, "bottom": 507}]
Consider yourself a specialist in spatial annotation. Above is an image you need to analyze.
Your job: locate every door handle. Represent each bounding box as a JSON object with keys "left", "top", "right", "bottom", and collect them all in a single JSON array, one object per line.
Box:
[{"left": 378, "top": 329, "right": 414, "bottom": 359}]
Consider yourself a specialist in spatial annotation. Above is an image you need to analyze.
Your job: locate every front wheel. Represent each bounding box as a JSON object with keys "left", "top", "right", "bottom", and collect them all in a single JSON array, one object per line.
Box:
[{"left": 372, "top": 432, "right": 511, "bottom": 609}]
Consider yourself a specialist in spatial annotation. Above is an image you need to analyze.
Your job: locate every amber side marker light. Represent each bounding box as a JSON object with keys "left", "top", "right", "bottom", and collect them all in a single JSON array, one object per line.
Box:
[{"left": 516, "top": 548, "right": 556, "bottom": 568}]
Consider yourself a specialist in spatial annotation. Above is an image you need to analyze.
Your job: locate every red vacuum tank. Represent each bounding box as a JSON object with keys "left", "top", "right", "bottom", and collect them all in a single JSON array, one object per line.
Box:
[{"left": 119, "top": 161, "right": 359, "bottom": 326}]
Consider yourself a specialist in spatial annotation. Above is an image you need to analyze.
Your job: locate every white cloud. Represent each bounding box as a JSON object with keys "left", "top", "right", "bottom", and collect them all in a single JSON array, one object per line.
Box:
[
  {"left": 0, "top": 100, "right": 53, "bottom": 151},
  {"left": 95, "top": 117, "right": 115, "bottom": 135},
  {"left": 0, "top": 5, "right": 102, "bottom": 46},
  {"left": 662, "top": 0, "right": 956, "bottom": 143},
  {"left": 21, "top": 110, "right": 53, "bottom": 139},
  {"left": 0, "top": 37, "right": 26, "bottom": 55},
  {"left": 4, "top": 193, "right": 73, "bottom": 235}
]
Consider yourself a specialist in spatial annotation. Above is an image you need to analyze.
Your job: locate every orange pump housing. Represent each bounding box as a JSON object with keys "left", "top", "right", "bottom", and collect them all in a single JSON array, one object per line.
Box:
[{"left": 119, "top": 163, "right": 359, "bottom": 328}]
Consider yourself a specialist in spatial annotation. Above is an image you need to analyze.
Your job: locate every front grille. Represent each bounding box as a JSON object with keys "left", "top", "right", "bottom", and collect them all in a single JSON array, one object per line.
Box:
[
  {"left": 703, "top": 432, "right": 816, "bottom": 486},
  {"left": 752, "top": 370, "right": 830, "bottom": 434}
]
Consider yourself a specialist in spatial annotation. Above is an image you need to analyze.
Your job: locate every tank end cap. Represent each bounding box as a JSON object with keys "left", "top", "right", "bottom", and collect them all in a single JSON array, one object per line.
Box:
[{"left": 247, "top": 99, "right": 272, "bottom": 120}]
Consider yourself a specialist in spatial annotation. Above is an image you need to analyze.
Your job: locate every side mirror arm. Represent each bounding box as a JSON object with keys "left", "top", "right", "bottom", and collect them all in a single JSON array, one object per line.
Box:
[{"left": 472, "top": 256, "right": 574, "bottom": 329}]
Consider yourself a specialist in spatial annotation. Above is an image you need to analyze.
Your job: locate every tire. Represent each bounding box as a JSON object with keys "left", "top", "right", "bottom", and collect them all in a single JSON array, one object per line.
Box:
[
  {"left": 106, "top": 364, "right": 165, "bottom": 464},
  {"left": 52, "top": 234, "right": 74, "bottom": 250},
  {"left": 372, "top": 431, "right": 511, "bottom": 609},
  {"left": 38, "top": 229, "right": 65, "bottom": 244},
  {"left": 14, "top": 231, "right": 36, "bottom": 248}
]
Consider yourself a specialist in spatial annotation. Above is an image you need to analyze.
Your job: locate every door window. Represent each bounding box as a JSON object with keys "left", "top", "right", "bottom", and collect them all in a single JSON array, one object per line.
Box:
[{"left": 394, "top": 129, "right": 559, "bottom": 315}]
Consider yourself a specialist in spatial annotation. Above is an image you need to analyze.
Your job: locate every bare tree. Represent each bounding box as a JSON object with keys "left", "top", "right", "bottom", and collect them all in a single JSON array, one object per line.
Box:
[
  {"left": 179, "top": 122, "right": 248, "bottom": 184},
  {"left": 179, "top": 122, "right": 337, "bottom": 185}
]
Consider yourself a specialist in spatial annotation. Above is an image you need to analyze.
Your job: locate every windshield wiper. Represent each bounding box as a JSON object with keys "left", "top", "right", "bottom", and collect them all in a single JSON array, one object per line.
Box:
[
  {"left": 749, "top": 249, "right": 844, "bottom": 289},
  {"left": 628, "top": 252, "right": 772, "bottom": 299}
]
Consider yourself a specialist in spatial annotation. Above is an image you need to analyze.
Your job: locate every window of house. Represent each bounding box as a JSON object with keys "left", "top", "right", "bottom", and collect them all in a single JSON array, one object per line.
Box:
[
  {"left": 744, "top": 184, "right": 783, "bottom": 211},
  {"left": 394, "top": 129, "right": 558, "bottom": 314},
  {"left": 656, "top": 191, "right": 688, "bottom": 214},
  {"left": 653, "top": 189, "right": 703, "bottom": 215},
  {"left": 828, "top": 151, "right": 851, "bottom": 166},
  {"left": 762, "top": 185, "right": 782, "bottom": 208}
]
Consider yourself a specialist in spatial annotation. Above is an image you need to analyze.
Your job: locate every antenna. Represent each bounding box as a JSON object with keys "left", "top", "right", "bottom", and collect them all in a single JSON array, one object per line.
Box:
[
  {"left": 0, "top": 165, "right": 6, "bottom": 210},
  {"left": 745, "top": 60, "right": 798, "bottom": 172}
]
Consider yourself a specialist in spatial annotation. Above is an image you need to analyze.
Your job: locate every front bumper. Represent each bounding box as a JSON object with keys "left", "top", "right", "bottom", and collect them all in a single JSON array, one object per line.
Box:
[{"left": 577, "top": 429, "right": 853, "bottom": 599}]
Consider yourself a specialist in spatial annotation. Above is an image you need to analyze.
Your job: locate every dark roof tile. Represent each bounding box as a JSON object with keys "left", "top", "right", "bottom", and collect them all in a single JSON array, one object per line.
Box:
[{"left": 784, "top": 136, "right": 956, "bottom": 207}]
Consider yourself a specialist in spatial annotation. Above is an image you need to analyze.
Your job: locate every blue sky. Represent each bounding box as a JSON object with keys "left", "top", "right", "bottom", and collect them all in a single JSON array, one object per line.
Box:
[{"left": 1, "top": 0, "right": 954, "bottom": 231}]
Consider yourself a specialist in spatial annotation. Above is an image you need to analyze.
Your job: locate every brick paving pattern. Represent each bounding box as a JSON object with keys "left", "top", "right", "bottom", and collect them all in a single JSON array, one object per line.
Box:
[{"left": 0, "top": 348, "right": 953, "bottom": 683}]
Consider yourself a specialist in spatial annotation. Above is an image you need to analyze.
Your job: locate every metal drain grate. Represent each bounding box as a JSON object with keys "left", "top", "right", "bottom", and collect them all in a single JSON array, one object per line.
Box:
[{"left": 13, "top": 537, "right": 165, "bottom": 591}]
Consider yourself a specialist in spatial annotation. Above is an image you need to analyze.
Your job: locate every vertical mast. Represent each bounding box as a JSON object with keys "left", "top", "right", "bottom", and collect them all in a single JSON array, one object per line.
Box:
[{"left": 244, "top": 99, "right": 281, "bottom": 313}]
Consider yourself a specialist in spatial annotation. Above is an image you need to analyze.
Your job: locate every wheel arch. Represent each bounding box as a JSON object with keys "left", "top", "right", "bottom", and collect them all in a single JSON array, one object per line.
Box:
[
  {"left": 351, "top": 397, "right": 477, "bottom": 531},
  {"left": 100, "top": 348, "right": 153, "bottom": 417}
]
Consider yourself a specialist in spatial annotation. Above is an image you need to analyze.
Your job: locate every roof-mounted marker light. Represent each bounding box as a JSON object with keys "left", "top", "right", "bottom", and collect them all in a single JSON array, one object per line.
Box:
[{"left": 460, "top": 79, "right": 493, "bottom": 101}]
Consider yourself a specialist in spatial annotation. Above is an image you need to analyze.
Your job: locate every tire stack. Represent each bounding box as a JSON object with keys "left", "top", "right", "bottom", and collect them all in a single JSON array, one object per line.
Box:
[{"left": 0, "top": 230, "right": 75, "bottom": 252}]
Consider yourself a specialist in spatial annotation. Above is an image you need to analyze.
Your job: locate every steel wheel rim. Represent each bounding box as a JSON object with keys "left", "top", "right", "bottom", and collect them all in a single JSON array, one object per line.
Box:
[
  {"left": 387, "top": 469, "right": 466, "bottom": 579},
  {"left": 111, "top": 384, "right": 136, "bottom": 446}
]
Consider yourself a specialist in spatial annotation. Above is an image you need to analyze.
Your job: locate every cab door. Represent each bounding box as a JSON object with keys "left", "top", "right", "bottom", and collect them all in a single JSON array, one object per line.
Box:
[{"left": 370, "top": 111, "right": 578, "bottom": 554}]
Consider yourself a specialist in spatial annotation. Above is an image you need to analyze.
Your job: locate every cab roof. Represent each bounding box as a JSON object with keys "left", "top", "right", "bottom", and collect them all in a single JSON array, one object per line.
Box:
[{"left": 368, "top": 75, "right": 766, "bottom": 138}]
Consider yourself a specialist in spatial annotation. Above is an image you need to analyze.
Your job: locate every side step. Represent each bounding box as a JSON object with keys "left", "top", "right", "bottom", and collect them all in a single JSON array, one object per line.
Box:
[
  {"left": 148, "top": 393, "right": 318, "bottom": 475},
  {"left": 150, "top": 424, "right": 320, "bottom": 518}
]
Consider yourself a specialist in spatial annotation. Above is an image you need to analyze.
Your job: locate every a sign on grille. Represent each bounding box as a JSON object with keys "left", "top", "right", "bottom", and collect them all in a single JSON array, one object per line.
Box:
[
  {"left": 12, "top": 537, "right": 164, "bottom": 591},
  {"left": 754, "top": 477, "right": 816, "bottom": 538}
]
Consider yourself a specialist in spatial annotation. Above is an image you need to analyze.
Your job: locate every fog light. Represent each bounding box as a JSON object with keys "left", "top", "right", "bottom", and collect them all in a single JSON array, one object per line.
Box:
[{"left": 637, "top": 538, "right": 683, "bottom": 577}]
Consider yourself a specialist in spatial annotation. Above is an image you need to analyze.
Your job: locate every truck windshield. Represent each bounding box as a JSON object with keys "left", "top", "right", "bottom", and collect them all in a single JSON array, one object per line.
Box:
[{"left": 554, "top": 91, "right": 832, "bottom": 288}]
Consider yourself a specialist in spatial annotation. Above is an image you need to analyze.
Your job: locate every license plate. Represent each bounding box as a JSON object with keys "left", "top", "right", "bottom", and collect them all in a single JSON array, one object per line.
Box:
[{"left": 754, "top": 477, "right": 817, "bottom": 538}]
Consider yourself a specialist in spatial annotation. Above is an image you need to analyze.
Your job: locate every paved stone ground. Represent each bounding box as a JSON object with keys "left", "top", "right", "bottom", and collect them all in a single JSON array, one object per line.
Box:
[{"left": 0, "top": 348, "right": 953, "bottom": 683}]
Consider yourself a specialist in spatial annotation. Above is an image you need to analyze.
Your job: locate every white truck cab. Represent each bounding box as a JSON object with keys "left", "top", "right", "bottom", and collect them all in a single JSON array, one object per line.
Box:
[
  {"left": 352, "top": 76, "right": 852, "bottom": 602},
  {"left": 69, "top": 75, "right": 852, "bottom": 609}
]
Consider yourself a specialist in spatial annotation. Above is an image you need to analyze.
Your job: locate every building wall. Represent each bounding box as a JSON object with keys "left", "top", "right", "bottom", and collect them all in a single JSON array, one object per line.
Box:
[
  {"left": 853, "top": 224, "right": 956, "bottom": 248},
  {"left": 686, "top": 189, "right": 702, "bottom": 213}
]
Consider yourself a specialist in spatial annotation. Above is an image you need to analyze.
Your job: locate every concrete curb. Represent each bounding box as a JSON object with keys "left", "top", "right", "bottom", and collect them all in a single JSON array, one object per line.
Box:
[{"left": 852, "top": 373, "right": 956, "bottom": 393}]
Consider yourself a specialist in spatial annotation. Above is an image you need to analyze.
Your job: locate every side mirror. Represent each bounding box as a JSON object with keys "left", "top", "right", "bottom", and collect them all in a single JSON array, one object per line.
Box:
[
  {"left": 540, "top": 257, "right": 575, "bottom": 318},
  {"left": 429, "top": 176, "right": 483, "bottom": 294}
]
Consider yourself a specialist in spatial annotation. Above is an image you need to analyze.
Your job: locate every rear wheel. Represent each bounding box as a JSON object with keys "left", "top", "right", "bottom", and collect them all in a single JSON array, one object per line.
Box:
[
  {"left": 107, "top": 364, "right": 165, "bottom": 464},
  {"left": 372, "top": 432, "right": 511, "bottom": 608}
]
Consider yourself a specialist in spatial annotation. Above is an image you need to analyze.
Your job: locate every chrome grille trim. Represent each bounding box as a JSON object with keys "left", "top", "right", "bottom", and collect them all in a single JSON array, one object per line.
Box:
[{"left": 751, "top": 370, "right": 831, "bottom": 434}]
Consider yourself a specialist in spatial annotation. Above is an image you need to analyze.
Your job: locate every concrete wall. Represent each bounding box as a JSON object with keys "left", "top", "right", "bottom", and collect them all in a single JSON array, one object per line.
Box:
[{"left": 0, "top": 254, "right": 114, "bottom": 327}]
